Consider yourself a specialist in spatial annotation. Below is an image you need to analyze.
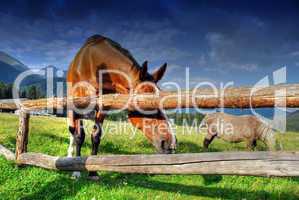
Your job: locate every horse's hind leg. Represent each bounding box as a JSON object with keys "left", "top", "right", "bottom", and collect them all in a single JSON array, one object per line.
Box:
[
  {"left": 246, "top": 140, "right": 256, "bottom": 151},
  {"left": 252, "top": 140, "right": 257, "bottom": 149},
  {"left": 203, "top": 134, "right": 216, "bottom": 151},
  {"left": 88, "top": 111, "right": 105, "bottom": 180}
]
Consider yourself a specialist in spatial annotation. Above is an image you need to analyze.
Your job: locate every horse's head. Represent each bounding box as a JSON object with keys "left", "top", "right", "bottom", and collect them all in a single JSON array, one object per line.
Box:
[{"left": 128, "top": 61, "right": 177, "bottom": 154}]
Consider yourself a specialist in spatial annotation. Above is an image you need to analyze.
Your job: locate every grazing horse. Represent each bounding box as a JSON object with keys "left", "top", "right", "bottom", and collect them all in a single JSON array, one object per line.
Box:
[
  {"left": 201, "top": 112, "right": 276, "bottom": 151},
  {"left": 66, "top": 35, "right": 177, "bottom": 180}
]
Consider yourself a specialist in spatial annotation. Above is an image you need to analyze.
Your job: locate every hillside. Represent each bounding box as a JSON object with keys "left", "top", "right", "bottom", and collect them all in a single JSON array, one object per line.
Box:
[
  {"left": 287, "top": 110, "right": 299, "bottom": 131},
  {"left": 0, "top": 52, "right": 66, "bottom": 96},
  {"left": 0, "top": 51, "right": 28, "bottom": 83}
]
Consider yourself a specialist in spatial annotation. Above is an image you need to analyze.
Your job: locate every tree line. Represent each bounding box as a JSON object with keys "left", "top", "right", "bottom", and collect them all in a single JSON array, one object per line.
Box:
[
  {"left": 105, "top": 110, "right": 205, "bottom": 126},
  {"left": 0, "top": 82, "right": 44, "bottom": 99}
]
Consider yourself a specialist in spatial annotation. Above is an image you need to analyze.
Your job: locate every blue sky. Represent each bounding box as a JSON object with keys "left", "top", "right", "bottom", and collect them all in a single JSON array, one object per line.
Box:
[{"left": 0, "top": 0, "right": 299, "bottom": 86}]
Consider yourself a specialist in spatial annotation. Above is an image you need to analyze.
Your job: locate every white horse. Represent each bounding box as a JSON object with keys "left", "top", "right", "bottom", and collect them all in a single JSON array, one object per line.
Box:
[{"left": 201, "top": 112, "right": 276, "bottom": 151}]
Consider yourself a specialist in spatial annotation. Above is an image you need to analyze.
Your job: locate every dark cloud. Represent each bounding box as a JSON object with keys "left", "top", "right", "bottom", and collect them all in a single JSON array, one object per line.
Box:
[
  {"left": 0, "top": 0, "right": 173, "bottom": 21},
  {"left": 0, "top": 0, "right": 298, "bottom": 85}
]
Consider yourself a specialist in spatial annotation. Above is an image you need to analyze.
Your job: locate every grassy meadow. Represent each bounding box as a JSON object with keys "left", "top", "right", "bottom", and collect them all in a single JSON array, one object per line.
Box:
[{"left": 0, "top": 112, "right": 299, "bottom": 199}]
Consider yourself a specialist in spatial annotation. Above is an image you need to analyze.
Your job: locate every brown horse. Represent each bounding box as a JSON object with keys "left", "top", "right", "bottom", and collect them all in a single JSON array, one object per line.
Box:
[
  {"left": 66, "top": 35, "right": 177, "bottom": 179},
  {"left": 201, "top": 112, "right": 276, "bottom": 151}
]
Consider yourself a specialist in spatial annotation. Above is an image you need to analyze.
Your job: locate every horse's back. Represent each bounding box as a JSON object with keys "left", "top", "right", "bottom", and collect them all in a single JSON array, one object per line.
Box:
[{"left": 66, "top": 35, "right": 136, "bottom": 98}]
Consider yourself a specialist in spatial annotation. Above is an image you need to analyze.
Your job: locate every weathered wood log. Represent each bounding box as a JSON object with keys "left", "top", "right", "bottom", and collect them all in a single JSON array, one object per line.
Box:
[
  {"left": 0, "top": 84, "right": 299, "bottom": 111},
  {"left": 15, "top": 110, "right": 30, "bottom": 161},
  {"left": 0, "top": 144, "right": 15, "bottom": 161},
  {"left": 18, "top": 151, "right": 299, "bottom": 177}
]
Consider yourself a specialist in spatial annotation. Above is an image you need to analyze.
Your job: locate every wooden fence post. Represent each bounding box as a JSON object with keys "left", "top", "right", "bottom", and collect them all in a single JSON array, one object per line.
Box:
[{"left": 15, "top": 110, "right": 30, "bottom": 162}]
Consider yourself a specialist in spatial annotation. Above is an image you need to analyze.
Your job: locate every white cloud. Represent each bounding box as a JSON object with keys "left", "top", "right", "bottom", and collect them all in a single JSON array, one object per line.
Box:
[
  {"left": 290, "top": 51, "right": 299, "bottom": 57},
  {"left": 205, "top": 32, "right": 260, "bottom": 72},
  {"left": 166, "top": 64, "right": 183, "bottom": 73}
]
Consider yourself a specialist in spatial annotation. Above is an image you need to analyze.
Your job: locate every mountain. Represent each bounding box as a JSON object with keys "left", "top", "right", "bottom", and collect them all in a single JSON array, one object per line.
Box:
[
  {"left": 0, "top": 52, "right": 67, "bottom": 97},
  {"left": 287, "top": 110, "right": 299, "bottom": 131},
  {"left": 0, "top": 51, "right": 29, "bottom": 83}
]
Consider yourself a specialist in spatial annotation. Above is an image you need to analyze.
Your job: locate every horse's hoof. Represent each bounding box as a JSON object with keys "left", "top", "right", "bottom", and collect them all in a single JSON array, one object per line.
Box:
[
  {"left": 71, "top": 171, "right": 81, "bottom": 179},
  {"left": 88, "top": 175, "right": 100, "bottom": 181}
]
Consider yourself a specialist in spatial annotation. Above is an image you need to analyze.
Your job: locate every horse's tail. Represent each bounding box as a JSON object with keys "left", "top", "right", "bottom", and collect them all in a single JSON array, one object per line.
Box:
[{"left": 257, "top": 122, "right": 277, "bottom": 151}]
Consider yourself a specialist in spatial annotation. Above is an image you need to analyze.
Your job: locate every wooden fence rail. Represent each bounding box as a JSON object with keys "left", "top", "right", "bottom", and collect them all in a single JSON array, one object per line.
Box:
[
  {"left": 0, "top": 84, "right": 299, "bottom": 111},
  {"left": 16, "top": 151, "right": 299, "bottom": 177},
  {"left": 0, "top": 145, "right": 15, "bottom": 161}
]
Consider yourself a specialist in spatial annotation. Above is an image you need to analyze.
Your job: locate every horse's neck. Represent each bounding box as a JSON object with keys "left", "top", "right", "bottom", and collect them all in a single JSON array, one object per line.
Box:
[
  {"left": 98, "top": 41, "right": 141, "bottom": 89},
  {"left": 114, "top": 64, "right": 141, "bottom": 90}
]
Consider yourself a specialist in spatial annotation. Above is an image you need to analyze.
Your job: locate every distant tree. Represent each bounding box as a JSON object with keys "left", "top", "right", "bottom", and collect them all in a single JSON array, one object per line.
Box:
[
  {"left": 0, "top": 82, "right": 46, "bottom": 100},
  {"left": 0, "top": 82, "right": 4, "bottom": 98},
  {"left": 27, "top": 85, "right": 41, "bottom": 99},
  {"left": 20, "top": 89, "right": 27, "bottom": 98},
  {"left": 167, "top": 111, "right": 204, "bottom": 126},
  {"left": 0, "top": 83, "right": 13, "bottom": 99},
  {"left": 5, "top": 84, "right": 13, "bottom": 99}
]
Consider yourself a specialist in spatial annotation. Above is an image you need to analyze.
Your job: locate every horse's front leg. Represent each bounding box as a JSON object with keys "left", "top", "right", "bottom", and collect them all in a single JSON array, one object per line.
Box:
[
  {"left": 68, "top": 111, "right": 85, "bottom": 178},
  {"left": 88, "top": 111, "right": 105, "bottom": 180},
  {"left": 74, "top": 120, "right": 85, "bottom": 157},
  {"left": 67, "top": 133, "right": 75, "bottom": 157}
]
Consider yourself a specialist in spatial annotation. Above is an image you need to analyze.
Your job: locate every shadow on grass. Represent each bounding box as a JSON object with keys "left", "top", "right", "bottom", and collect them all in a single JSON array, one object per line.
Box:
[
  {"left": 99, "top": 173, "right": 299, "bottom": 200},
  {"left": 177, "top": 141, "right": 220, "bottom": 153},
  {"left": 5, "top": 167, "right": 299, "bottom": 200},
  {"left": 20, "top": 173, "right": 92, "bottom": 200},
  {"left": 202, "top": 175, "right": 223, "bottom": 185},
  {"left": 289, "top": 177, "right": 299, "bottom": 184}
]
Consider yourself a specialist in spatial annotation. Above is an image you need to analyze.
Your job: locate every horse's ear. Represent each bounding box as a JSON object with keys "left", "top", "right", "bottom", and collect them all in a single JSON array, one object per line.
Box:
[
  {"left": 152, "top": 63, "right": 167, "bottom": 83},
  {"left": 140, "top": 61, "right": 148, "bottom": 80}
]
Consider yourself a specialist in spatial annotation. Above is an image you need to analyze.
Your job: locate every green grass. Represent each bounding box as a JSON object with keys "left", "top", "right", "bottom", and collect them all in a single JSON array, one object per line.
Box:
[{"left": 0, "top": 112, "right": 299, "bottom": 200}]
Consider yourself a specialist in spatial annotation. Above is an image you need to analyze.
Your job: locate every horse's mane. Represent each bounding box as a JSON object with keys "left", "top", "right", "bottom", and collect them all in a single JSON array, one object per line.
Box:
[{"left": 84, "top": 34, "right": 140, "bottom": 68}]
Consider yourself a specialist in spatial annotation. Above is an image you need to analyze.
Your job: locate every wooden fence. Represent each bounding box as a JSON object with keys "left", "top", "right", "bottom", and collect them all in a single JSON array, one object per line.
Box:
[{"left": 0, "top": 84, "right": 299, "bottom": 177}]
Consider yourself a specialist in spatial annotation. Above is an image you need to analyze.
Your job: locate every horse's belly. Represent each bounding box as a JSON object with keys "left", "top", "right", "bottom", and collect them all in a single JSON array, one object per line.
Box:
[{"left": 219, "top": 133, "right": 244, "bottom": 143}]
